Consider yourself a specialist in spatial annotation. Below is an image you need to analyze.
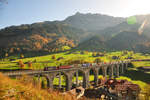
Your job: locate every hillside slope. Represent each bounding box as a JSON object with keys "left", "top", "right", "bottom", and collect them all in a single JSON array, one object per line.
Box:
[
  {"left": 77, "top": 30, "right": 150, "bottom": 53},
  {"left": 0, "top": 21, "right": 90, "bottom": 56},
  {"left": 76, "top": 14, "right": 150, "bottom": 53},
  {"left": 107, "top": 31, "right": 150, "bottom": 53}
]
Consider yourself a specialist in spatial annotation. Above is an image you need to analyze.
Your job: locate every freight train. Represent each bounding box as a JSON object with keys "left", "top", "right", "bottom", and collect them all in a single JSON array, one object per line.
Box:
[
  {"left": 44, "top": 65, "right": 73, "bottom": 71},
  {"left": 43, "top": 61, "right": 126, "bottom": 71},
  {"left": 44, "top": 63, "right": 95, "bottom": 71}
]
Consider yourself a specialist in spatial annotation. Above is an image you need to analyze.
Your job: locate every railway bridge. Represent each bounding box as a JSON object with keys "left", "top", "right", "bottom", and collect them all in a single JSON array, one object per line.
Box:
[{"left": 2, "top": 61, "right": 131, "bottom": 91}]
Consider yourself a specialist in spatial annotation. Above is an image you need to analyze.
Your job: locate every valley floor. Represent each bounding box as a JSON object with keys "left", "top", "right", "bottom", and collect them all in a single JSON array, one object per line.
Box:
[{"left": 0, "top": 51, "right": 150, "bottom": 90}]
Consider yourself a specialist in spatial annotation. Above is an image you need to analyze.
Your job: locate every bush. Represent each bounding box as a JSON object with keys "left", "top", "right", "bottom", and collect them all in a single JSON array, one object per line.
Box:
[
  {"left": 20, "top": 54, "right": 24, "bottom": 59},
  {"left": 57, "top": 57, "right": 64, "bottom": 61},
  {"left": 18, "top": 60, "right": 25, "bottom": 69},
  {"left": 94, "top": 58, "right": 102, "bottom": 63},
  {"left": 5, "top": 53, "right": 8, "bottom": 57},
  {"left": 52, "top": 55, "right": 56, "bottom": 59},
  {"left": 80, "top": 51, "right": 88, "bottom": 55},
  {"left": 112, "top": 56, "right": 119, "bottom": 59},
  {"left": 92, "top": 52, "right": 97, "bottom": 57},
  {"left": 28, "top": 61, "right": 32, "bottom": 69}
]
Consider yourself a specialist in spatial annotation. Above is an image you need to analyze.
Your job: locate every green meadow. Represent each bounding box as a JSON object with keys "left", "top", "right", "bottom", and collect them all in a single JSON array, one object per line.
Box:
[{"left": 1, "top": 51, "right": 150, "bottom": 69}]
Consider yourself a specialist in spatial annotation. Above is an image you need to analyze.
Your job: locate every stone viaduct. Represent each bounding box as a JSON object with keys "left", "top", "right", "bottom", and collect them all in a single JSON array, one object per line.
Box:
[{"left": 3, "top": 61, "right": 131, "bottom": 91}]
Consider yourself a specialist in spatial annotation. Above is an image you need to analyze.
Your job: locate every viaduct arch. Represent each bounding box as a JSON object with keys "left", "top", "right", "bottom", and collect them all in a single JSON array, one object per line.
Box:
[{"left": 3, "top": 61, "right": 131, "bottom": 91}]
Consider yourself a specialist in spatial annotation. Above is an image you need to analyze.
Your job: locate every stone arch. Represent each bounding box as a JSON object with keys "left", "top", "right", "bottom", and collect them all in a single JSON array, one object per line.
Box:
[
  {"left": 110, "top": 65, "right": 115, "bottom": 78},
  {"left": 72, "top": 70, "right": 80, "bottom": 88},
  {"left": 71, "top": 69, "right": 87, "bottom": 88},
  {"left": 106, "top": 66, "right": 111, "bottom": 78},
  {"left": 32, "top": 74, "right": 52, "bottom": 89},
  {"left": 125, "top": 62, "right": 129, "bottom": 70},
  {"left": 113, "top": 64, "right": 117, "bottom": 77},
  {"left": 89, "top": 68, "right": 99, "bottom": 86},
  {"left": 98, "top": 67, "right": 103, "bottom": 75},
  {"left": 116, "top": 64, "right": 120, "bottom": 77},
  {"left": 121, "top": 63, "right": 125, "bottom": 74},
  {"left": 52, "top": 71, "right": 72, "bottom": 91},
  {"left": 40, "top": 74, "right": 51, "bottom": 89},
  {"left": 119, "top": 64, "right": 122, "bottom": 74}
]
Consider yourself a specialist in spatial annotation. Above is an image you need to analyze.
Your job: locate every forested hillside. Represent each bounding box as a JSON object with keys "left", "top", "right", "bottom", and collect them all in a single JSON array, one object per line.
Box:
[
  {"left": 0, "top": 21, "right": 91, "bottom": 57},
  {"left": 76, "top": 14, "right": 150, "bottom": 53}
]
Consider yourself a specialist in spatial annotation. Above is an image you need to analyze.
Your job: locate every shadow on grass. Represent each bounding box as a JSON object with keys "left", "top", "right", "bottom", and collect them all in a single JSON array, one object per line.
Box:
[
  {"left": 137, "top": 67, "right": 150, "bottom": 72},
  {"left": 124, "top": 69, "right": 150, "bottom": 84}
]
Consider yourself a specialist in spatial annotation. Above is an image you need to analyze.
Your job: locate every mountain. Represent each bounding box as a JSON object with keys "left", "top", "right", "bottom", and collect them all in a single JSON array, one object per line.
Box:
[
  {"left": 0, "top": 21, "right": 90, "bottom": 56},
  {"left": 64, "top": 12, "right": 125, "bottom": 31},
  {"left": 1, "top": 12, "right": 150, "bottom": 57},
  {"left": 77, "top": 15, "right": 150, "bottom": 53}
]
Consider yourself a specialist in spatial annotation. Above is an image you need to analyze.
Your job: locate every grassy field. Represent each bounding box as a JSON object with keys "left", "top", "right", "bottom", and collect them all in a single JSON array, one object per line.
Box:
[
  {"left": 1, "top": 51, "right": 150, "bottom": 70},
  {"left": 0, "top": 51, "right": 150, "bottom": 90}
]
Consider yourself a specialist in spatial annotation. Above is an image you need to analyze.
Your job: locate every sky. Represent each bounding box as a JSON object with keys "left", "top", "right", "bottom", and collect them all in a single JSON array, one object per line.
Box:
[{"left": 0, "top": 0, "right": 150, "bottom": 29}]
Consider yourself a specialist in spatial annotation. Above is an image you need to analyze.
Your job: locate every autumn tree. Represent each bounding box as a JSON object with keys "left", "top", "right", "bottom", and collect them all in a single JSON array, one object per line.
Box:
[
  {"left": 9, "top": 48, "right": 14, "bottom": 53},
  {"left": 80, "top": 51, "right": 88, "bottom": 55},
  {"left": 51, "top": 55, "right": 56, "bottom": 59},
  {"left": 5, "top": 53, "right": 8, "bottom": 57},
  {"left": 92, "top": 52, "right": 97, "bottom": 57},
  {"left": 18, "top": 60, "right": 25, "bottom": 69},
  {"left": 55, "top": 48, "right": 58, "bottom": 52},
  {"left": 28, "top": 61, "right": 32, "bottom": 69},
  {"left": 20, "top": 54, "right": 24, "bottom": 59}
]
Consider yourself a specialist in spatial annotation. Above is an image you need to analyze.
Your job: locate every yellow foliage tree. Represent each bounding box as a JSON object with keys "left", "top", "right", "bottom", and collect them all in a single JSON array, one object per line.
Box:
[
  {"left": 18, "top": 60, "right": 25, "bottom": 69},
  {"left": 52, "top": 55, "right": 56, "bottom": 59},
  {"left": 28, "top": 61, "right": 32, "bottom": 69},
  {"left": 20, "top": 54, "right": 24, "bottom": 59},
  {"left": 5, "top": 53, "right": 8, "bottom": 57}
]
